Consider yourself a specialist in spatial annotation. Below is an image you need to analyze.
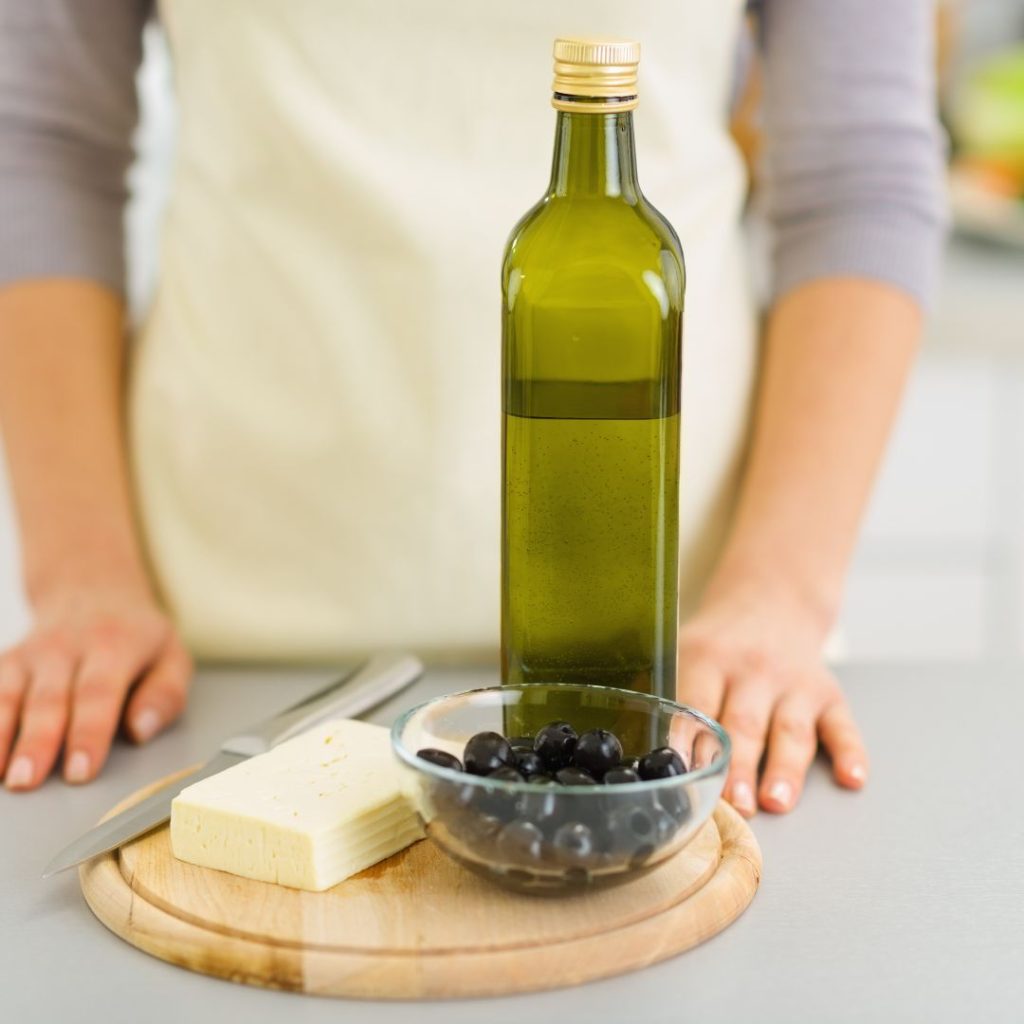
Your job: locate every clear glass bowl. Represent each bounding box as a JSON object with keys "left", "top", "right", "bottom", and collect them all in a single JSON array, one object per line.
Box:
[{"left": 391, "top": 683, "right": 730, "bottom": 894}]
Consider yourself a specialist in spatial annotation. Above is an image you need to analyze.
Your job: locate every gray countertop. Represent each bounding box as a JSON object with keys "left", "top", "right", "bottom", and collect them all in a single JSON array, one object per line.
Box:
[{"left": 3, "top": 663, "right": 1023, "bottom": 1023}]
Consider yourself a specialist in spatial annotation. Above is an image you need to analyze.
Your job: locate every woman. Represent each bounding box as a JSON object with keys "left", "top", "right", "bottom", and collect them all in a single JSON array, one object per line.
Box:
[{"left": 0, "top": 0, "right": 946, "bottom": 812}]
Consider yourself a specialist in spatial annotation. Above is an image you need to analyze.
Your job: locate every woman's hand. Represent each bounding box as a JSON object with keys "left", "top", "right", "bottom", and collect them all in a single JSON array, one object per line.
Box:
[
  {"left": 0, "top": 581, "right": 192, "bottom": 791},
  {"left": 676, "top": 577, "right": 867, "bottom": 817}
]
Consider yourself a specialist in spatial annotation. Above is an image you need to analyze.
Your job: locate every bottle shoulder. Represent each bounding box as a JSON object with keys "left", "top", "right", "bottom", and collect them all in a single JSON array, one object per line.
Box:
[
  {"left": 502, "top": 194, "right": 685, "bottom": 308},
  {"left": 637, "top": 195, "right": 686, "bottom": 279}
]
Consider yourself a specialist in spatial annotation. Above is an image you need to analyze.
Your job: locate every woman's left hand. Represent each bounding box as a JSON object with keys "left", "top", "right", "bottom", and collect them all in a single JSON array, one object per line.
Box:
[{"left": 676, "top": 579, "right": 868, "bottom": 816}]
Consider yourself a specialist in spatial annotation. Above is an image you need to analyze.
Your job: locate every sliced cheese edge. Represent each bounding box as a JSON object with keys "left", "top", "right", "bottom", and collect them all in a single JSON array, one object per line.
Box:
[{"left": 169, "top": 718, "right": 424, "bottom": 891}]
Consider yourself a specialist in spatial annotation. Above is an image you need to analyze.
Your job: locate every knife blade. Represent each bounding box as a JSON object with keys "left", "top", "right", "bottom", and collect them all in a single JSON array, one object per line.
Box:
[{"left": 43, "top": 651, "right": 423, "bottom": 877}]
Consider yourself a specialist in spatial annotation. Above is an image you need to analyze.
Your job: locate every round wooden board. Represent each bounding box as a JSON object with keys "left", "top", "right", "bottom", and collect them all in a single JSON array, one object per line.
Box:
[{"left": 81, "top": 768, "right": 761, "bottom": 999}]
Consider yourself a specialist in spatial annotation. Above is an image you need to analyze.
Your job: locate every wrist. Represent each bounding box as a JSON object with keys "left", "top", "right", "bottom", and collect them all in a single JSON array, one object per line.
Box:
[
  {"left": 700, "top": 544, "right": 840, "bottom": 640},
  {"left": 24, "top": 534, "right": 154, "bottom": 610}
]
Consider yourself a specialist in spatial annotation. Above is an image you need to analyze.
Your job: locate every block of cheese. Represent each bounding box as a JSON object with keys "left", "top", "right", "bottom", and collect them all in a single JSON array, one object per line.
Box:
[{"left": 170, "top": 718, "right": 424, "bottom": 891}]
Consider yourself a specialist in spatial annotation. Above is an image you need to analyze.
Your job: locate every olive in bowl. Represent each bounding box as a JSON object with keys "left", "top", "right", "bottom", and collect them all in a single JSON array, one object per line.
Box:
[{"left": 391, "top": 683, "right": 730, "bottom": 894}]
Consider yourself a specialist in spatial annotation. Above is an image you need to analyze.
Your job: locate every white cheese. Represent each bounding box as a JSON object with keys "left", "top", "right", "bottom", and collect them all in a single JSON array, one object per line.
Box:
[{"left": 170, "top": 718, "right": 424, "bottom": 891}]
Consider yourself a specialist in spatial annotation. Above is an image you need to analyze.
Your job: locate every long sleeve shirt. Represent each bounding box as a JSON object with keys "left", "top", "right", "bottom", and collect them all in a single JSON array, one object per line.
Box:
[{"left": 0, "top": 0, "right": 947, "bottom": 307}]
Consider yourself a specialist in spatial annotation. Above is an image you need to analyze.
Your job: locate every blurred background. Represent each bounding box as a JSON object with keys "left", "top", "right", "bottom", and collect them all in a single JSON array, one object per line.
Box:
[{"left": 1, "top": 0, "right": 1023, "bottom": 661}]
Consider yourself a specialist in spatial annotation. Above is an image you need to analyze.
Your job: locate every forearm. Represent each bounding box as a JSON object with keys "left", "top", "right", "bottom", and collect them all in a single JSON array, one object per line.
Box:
[
  {"left": 0, "top": 279, "right": 150, "bottom": 602},
  {"left": 707, "top": 277, "right": 921, "bottom": 631}
]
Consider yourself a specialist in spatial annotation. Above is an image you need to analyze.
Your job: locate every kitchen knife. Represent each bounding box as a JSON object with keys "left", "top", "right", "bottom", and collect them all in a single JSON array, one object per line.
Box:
[{"left": 42, "top": 651, "right": 423, "bottom": 877}]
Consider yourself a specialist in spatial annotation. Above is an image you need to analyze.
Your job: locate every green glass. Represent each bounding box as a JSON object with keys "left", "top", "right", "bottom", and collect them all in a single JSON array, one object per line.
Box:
[{"left": 501, "top": 106, "right": 685, "bottom": 708}]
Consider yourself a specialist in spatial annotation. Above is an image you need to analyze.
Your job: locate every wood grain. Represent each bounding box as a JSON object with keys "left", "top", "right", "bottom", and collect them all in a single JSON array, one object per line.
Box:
[{"left": 81, "top": 768, "right": 761, "bottom": 998}]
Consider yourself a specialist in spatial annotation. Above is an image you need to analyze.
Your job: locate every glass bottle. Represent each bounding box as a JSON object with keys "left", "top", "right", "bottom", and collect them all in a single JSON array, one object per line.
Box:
[{"left": 501, "top": 38, "right": 685, "bottom": 704}]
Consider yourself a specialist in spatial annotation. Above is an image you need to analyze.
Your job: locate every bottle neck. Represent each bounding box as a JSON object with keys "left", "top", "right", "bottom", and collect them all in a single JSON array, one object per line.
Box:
[{"left": 547, "top": 110, "right": 640, "bottom": 201}]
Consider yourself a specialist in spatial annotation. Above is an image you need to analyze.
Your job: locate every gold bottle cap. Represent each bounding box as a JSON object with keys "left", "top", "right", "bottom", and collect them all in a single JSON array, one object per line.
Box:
[{"left": 552, "top": 37, "right": 640, "bottom": 113}]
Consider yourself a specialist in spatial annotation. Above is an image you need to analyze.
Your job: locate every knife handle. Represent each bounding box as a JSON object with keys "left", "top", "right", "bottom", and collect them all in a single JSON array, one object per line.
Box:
[{"left": 221, "top": 652, "right": 423, "bottom": 757}]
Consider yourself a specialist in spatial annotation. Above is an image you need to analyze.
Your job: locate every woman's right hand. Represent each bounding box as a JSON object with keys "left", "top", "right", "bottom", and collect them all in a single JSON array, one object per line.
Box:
[{"left": 0, "top": 581, "right": 193, "bottom": 791}]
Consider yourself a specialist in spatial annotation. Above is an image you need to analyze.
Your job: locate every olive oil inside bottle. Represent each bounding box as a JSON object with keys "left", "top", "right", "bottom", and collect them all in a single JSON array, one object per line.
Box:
[{"left": 503, "top": 379, "right": 678, "bottom": 697}]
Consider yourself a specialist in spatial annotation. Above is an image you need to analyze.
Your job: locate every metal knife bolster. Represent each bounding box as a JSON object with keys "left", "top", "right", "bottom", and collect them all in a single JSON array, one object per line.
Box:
[{"left": 220, "top": 652, "right": 423, "bottom": 757}]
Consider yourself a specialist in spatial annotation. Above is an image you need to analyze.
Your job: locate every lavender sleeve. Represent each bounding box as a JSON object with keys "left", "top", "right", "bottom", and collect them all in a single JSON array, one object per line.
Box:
[
  {"left": 0, "top": 0, "right": 150, "bottom": 295},
  {"left": 758, "top": 0, "right": 948, "bottom": 308}
]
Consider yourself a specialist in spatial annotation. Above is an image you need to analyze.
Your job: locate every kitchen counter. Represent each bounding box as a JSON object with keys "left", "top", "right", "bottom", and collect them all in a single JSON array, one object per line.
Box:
[{"left": 3, "top": 663, "right": 1022, "bottom": 1023}]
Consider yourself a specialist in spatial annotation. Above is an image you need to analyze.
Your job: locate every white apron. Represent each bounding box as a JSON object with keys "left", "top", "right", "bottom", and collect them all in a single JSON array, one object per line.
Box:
[{"left": 132, "top": 0, "right": 757, "bottom": 661}]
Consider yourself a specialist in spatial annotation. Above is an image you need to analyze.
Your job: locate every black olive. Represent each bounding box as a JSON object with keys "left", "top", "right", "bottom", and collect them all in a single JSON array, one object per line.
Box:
[
  {"left": 655, "top": 787, "right": 692, "bottom": 824},
  {"left": 652, "top": 805, "right": 680, "bottom": 846},
  {"left": 551, "top": 821, "right": 598, "bottom": 868},
  {"left": 638, "top": 747, "right": 686, "bottom": 780},
  {"left": 428, "top": 787, "right": 469, "bottom": 831},
  {"left": 617, "top": 756, "right": 640, "bottom": 772},
  {"left": 495, "top": 820, "right": 545, "bottom": 864},
  {"left": 450, "top": 810, "right": 504, "bottom": 848},
  {"left": 572, "top": 729, "right": 623, "bottom": 778},
  {"left": 471, "top": 792, "right": 516, "bottom": 823},
  {"left": 566, "top": 797, "right": 615, "bottom": 845},
  {"left": 463, "top": 731, "right": 515, "bottom": 776},
  {"left": 534, "top": 721, "right": 578, "bottom": 771},
  {"left": 516, "top": 783, "right": 563, "bottom": 835},
  {"left": 605, "top": 804, "right": 656, "bottom": 855},
  {"left": 416, "top": 748, "right": 463, "bottom": 772},
  {"left": 487, "top": 765, "right": 524, "bottom": 783},
  {"left": 554, "top": 766, "right": 597, "bottom": 786},
  {"left": 630, "top": 844, "right": 656, "bottom": 868},
  {"left": 514, "top": 749, "right": 546, "bottom": 778},
  {"left": 471, "top": 769, "right": 521, "bottom": 821},
  {"left": 602, "top": 767, "right": 641, "bottom": 786}
]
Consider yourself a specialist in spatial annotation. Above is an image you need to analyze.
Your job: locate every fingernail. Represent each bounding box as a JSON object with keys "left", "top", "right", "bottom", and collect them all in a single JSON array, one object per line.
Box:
[
  {"left": 732, "top": 781, "right": 755, "bottom": 813},
  {"left": 848, "top": 763, "right": 867, "bottom": 784},
  {"left": 5, "top": 756, "right": 33, "bottom": 789},
  {"left": 133, "top": 708, "right": 161, "bottom": 742},
  {"left": 767, "top": 779, "right": 793, "bottom": 809},
  {"left": 65, "top": 751, "right": 91, "bottom": 784}
]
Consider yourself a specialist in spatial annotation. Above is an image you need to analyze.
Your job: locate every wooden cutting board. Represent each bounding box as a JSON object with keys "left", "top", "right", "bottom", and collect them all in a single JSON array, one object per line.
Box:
[{"left": 80, "top": 767, "right": 761, "bottom": 998}]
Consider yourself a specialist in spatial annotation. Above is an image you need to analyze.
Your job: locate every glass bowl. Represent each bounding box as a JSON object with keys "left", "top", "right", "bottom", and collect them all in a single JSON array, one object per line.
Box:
[{"left": 391, "top": 683, "right": 730, "bottom": 894}]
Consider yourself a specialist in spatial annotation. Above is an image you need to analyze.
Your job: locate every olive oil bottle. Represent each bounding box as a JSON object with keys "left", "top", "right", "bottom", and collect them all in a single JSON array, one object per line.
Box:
[{"left": 501, "top": 38, "right": 684, "bottom": 703}]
